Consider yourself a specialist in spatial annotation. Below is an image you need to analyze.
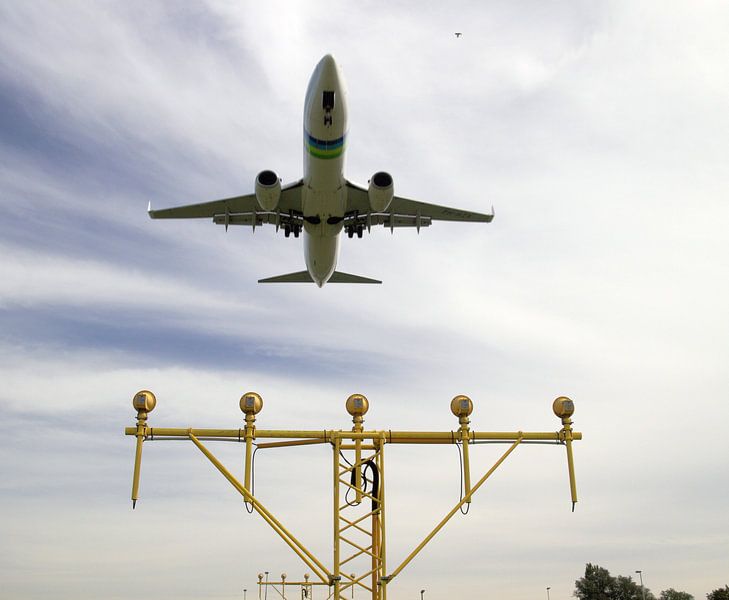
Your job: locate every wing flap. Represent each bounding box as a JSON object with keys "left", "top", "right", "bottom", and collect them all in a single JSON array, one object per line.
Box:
[
  {"left": 149, "top": 180, "right": 304, "bottom": 220},
  {"left": 344, "top": 180, "right": 493, "bottom": 223},
  {"left": 211, "top": 211, "right": 304, "bottom": 228}
]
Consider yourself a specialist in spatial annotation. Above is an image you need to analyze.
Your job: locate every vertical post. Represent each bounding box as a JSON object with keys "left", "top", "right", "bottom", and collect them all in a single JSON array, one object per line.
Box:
[
  {"left": 346, "top": 394, "right": 368, "bottom": 504},
  {"left": 333, "top": 434, "right": 342, "bottom": 600},
  {"left": 131, "top": 390, "right": 156, "bottom": 508},
  {"left": 244, "top": 411, "right": 255, "bottom": 490},
  {"left": 450, "top": 396, "right": 474, "bottom": 505},
  {"left": 635, "top": 570, "right": 646, "bottom": 600},
  {"left": 377, "top": 437, "right": 387, "bottom": 600},
  {"left": 303, "top": 573, "right": 310, "bottom": 599},
  {"left": 372, "top": 504, "right": 379, "bottom": 600},
  {"left": 459, "top": 416, "right": 472, "bottom": 503},
  {"left": 553, "top": 397, "right": 578, "bottom": 511},
  {"left": 354, "top": 417, "right": 363, "bottom": 503},
  {"left": 239, "top": 392, "right": 264, "bottom": 491},
  {"left": 371, "top": 437, "right": 380, "bottom": 600},
  {"left": 564, "top": 417, "right": 577, "bottom": 510}
]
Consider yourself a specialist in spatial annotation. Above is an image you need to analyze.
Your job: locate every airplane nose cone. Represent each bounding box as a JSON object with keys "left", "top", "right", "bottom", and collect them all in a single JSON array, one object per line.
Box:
[
  {"left": 316, "top": 54, "right": 340, "bottom": 86},
  {"left": 319, "top": 54, "right": 337, "bottom": 70}
]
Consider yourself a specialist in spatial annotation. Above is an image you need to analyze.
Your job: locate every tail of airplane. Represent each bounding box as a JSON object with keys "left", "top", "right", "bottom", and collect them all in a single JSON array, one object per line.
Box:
[{"left": 258, "top": 270, "right": 381, "bottom": 284}]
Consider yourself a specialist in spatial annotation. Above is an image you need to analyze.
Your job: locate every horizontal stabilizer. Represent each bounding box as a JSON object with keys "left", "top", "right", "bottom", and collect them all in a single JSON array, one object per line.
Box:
[
  {"left": 258, "top": 270, "right": 381, "bottom": 284},
  {"left": 258, "top": 271, "right": 313, "bottom": 283},
  {"left": 329, "top": 271, "right": 381, "bottom": 284}
]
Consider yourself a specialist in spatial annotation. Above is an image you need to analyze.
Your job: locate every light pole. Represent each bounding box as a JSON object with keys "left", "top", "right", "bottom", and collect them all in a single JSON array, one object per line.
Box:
[
  {"left": 421, "top": 589, "right": 425, "bottom": 600},
  {"left": 265, "top": 571, "right": 269, "bottom": 600},
  {"left": 547, "top": 587, "right": 551, "bottom": 600},
  {"left": 244, "top": 588, "right": 247, "bottom": 600},
  {"left": 635, "top": 570, "right": 646, "bottom": 600}
]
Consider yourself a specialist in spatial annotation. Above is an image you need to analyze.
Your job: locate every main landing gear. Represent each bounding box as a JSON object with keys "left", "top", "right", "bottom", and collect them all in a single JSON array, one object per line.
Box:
[
  {"left": 284, "top": 224, "right": 301, "bottom": 238},
  {"left": 346, "top": 224, "right": 364, "bottom": 239}
]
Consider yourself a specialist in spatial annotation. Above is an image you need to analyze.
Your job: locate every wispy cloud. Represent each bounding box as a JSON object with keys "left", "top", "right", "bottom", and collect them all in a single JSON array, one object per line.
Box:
[{"left": 1, "top": 2, "right": 728, "bottom": 599}]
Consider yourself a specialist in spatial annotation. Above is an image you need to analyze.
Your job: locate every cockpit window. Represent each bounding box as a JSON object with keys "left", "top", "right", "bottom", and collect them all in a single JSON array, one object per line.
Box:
[{"left": 322, "top": 90, "right": 335, "bottom": 111}]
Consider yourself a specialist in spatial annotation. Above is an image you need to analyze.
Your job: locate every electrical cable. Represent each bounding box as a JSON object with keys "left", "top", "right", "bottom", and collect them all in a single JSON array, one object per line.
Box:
[
  {"left": 244, "top": 444, "right": 259, "bottom": 514},
  {"left": 340, "top": 450, "right": 379, "bottom": 510},
  {"left": 455, "top": 441, "right": 470, "bottom": 515},
  {"left": 363, "top": 459, "right": 379, "bottom": 511}
]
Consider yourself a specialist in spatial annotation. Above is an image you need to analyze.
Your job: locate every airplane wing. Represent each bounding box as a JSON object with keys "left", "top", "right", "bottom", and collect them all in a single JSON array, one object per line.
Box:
[
  {"left": 344, "top": 180, "right": 493, "bottom": 231},
  {"left": 148, "top": 180, "right": 305, "bottom": 228}
]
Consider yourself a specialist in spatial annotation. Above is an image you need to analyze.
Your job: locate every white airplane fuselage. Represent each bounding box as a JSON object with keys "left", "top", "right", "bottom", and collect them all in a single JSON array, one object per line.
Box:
[{"left": 301, "top": 55, "right": 348, "bottom": 287}]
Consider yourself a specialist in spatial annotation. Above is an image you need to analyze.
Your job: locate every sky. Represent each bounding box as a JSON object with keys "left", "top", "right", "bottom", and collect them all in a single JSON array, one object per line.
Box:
[{"left": 1, "top": 1, "right": 728, "bottom": 599}]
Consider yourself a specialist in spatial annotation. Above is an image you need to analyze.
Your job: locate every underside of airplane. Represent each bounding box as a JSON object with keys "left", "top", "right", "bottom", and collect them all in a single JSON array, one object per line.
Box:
[{"left": 148, "top": 55, "right": 494, "bottom": 286}]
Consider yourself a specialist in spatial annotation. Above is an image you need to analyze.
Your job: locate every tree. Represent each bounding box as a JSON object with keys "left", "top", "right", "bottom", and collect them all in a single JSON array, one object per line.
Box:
[
  {"left": 575, "top": 563, "right": 616, "bottom": 600},
  {"left": 707, "top": 586, "right": 729, "bottom": 600},
  {"left": 574, "top": 564, "right": 656, "bottom": 600},
  {"left": 614, "top": 575, "right": 654, "bottom": 600},
  {"left": 660, "top": 589, "right": 694, "bottom": 600}
]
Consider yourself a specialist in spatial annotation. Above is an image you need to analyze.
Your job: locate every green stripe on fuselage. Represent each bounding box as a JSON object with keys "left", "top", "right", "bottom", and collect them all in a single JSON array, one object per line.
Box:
[{"left": 306, "top": 143, "right": 344, "bottom": 159}]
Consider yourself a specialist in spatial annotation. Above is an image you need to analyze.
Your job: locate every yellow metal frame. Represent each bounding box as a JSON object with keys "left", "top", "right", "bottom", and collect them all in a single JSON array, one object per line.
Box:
[{"left": 126, "top": 393, "right": 581, "bottom": 600}]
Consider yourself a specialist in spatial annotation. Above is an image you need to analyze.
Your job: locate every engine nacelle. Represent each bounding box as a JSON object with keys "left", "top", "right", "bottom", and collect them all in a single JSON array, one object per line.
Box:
[
  {"left": 367, "top": 171, "right": 394, "bottom": 212},
  {"left": 255, "top": 170, "right": 281, "bottom": 211}
]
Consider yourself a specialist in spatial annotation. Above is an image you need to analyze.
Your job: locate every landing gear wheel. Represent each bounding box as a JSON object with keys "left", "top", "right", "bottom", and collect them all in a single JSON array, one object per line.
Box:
[
  {"left": 294, "top": 225, "right": 300, "bottom": 238},
  {"left": 356, "top": 225, "right": 363, "bottom": 238},
  {"left": 284, "top": 225, "right": 291, "bottom": 238}
]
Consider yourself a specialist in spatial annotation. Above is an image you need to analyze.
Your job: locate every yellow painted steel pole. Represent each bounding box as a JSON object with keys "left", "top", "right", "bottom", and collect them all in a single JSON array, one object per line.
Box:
[
  {"left": 451, "top": 395, "right": 474, "bottom": 505},
  {"left": 333, "top": 436, "right": 342, "bottom": 600},
  {"left": 371, "top": 512, "right": 379, "bottom": 600},
  {"left": 563, "top": 418, "right": 578, "bottom": 510},
  {"left": 239, "top": 393, "right": 263, "bottom": 491},
  {"left": 188, "top": 432, "right": 331, "bottom": 583},
  {"left": 460, "top": 420, "right": 471, "bottom": 504},
  {"left": 553, "top": 397, "right": 579, "bottom": 510},
  {"left": 376, "top": 436, "right": 387, "bottom": 600},
  {"left": 124, "top": 427, "right": 581, "bottom": 442},
  {"left": 130, "top": 390, "right": 156, "bottom": 509},
  {"left": 346, "top": 395, "right": 369, "bottom": 505},
  {"left": 131, "top": 431, "right": 144, "bottom": 509},
  {"left": 244, "top": 414, "right": 255, "bottom": 491}
]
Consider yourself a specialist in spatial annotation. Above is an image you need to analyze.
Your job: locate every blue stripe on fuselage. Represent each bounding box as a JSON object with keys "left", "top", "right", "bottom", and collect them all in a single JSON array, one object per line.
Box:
[{"left": 306, "top": 131, "right": 346, "bottom": 150}]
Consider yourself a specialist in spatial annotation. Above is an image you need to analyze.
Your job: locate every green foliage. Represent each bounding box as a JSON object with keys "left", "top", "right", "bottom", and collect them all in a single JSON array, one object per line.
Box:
[
  {"left": 575, "top": 563, "right": 615, "bottom": 600},
  {"left": 659, "top": 589, "right": 694, "bottom": 600},
  {"left": 706, "top": 586, "right": 729, "bottom": 600},
  {"left": 574, "top": 564, "right": 655, "bottom": 600},
  {"left": 614, "top": 575, "right": 653, "bottom": 600}
]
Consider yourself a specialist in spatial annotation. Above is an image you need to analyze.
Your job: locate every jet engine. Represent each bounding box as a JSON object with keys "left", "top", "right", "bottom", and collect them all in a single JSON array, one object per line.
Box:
[
  {"left": 255, "top": 170, "right": 281, "bottom": 211},
  {"left": 367, "top": 171, "right": 394, "bottom": 212}
]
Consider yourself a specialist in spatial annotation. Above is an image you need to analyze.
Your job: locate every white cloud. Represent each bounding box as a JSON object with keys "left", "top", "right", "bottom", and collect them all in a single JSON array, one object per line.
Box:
[{"left": 1, "top": 1, "right": 729, "bottom": 599}]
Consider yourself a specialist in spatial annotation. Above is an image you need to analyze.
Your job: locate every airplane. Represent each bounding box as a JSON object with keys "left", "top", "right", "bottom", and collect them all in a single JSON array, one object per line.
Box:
[{"left": 148, "top": 54, "right": 493, "bottom": 287}]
